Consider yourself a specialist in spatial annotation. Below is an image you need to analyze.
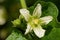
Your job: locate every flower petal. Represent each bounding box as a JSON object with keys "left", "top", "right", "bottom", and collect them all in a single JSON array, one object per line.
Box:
[
  {"left": 33, "top": 3, "right": 42, "bottom": 18},
  {"left": 40, "top": 16, "right": 53, "bottom": 25},
  {"left": 20, "top": 9, "right": 31, "bottom": 21},
  {"left": 33, "top": 25, "right": 46, "bottom": 38},
  {"left": 25, "top": 24, "right": 32, "bottom": 35}
]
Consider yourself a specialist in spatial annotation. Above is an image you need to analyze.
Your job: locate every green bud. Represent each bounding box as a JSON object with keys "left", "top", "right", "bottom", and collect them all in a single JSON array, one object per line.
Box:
[{"left": 12, "top": 19, "right": 21, "bottom": 27}]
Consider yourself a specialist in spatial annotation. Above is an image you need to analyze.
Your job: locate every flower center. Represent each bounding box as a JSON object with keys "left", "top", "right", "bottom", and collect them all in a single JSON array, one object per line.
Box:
[{"left": 33, "top": 19, "right": 39, "bottom": 25}]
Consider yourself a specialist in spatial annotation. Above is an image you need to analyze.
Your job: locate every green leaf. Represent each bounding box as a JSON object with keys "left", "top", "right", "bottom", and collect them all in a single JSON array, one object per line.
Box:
[
  {"left": 6, "top": 29, "right": 27, "bottom": 40},
  {"left": 41, "top": 28, "right": 60, "bottom": 40}
]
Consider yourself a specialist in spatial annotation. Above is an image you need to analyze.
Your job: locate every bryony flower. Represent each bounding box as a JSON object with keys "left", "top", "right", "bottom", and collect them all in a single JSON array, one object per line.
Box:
[{"left": 19, "top": 3, "right": 53, "bottom": 38}]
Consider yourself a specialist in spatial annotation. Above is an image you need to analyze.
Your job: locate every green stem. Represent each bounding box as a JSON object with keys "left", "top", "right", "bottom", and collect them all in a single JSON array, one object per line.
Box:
[{"left": 20, "top": 0, "right": 27, "bottom": 8}]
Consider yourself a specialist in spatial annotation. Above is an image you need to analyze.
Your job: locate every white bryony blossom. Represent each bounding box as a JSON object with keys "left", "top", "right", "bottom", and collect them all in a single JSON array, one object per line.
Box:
[{"left": 19, "top": 3, "right": 53, "bottom": 38}]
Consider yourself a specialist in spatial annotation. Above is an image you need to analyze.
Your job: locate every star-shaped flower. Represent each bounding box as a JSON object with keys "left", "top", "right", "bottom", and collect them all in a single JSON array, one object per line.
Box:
[{"left": 19, "top": 3, "right": 53, "bottom": 38}]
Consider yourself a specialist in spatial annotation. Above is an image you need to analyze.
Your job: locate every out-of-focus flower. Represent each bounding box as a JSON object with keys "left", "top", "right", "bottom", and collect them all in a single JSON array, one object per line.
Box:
[{"left": 0, "top": 6, "right": 7, "bottom": 25}]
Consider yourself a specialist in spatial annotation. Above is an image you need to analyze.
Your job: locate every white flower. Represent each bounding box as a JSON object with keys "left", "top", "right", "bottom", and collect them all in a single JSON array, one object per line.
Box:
[{"left": 19, "top": 3, "right": 53, "bottom": 38}]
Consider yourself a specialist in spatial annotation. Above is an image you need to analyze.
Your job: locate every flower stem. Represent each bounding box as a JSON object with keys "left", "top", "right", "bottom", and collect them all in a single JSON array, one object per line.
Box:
[{"left": 20, "top": 0, "right": 27, "bottom": 8}]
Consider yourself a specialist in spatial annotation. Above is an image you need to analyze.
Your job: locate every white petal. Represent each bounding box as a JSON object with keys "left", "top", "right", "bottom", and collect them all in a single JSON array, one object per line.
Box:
[
  {"left": 33, "top": 25, "right": 46, "bottom": 38},
  {"left": 20, "top": 9, "right": 31, "bottom": 21},
  {"left": 40, "top": 16, "right": 53, "bottom": 25},
  {"left": 25, "top": 24, "right": 32, "bottom": 35},
  {"left": 33, "top": 3, "right": 42, "bottom": 18}
]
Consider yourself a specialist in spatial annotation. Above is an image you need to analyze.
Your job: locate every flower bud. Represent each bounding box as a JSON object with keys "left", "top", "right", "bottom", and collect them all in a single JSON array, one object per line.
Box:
[{"left": 12, "top": 19, "right": 21, "bottom": 27}]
